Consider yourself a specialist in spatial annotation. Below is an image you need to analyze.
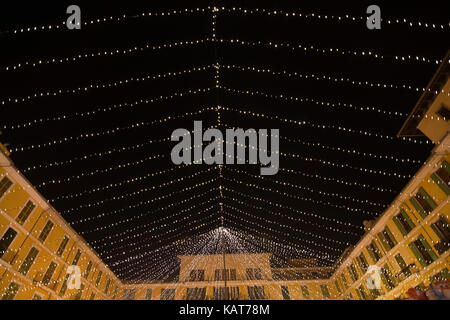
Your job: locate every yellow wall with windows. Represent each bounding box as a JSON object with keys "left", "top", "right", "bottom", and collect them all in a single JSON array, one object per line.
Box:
[{"left": 0, "top": 165, "right": 123, "bottom": 300}]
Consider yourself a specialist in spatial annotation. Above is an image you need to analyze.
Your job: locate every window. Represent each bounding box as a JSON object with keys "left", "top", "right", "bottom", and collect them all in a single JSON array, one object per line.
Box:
[
  {"left": 393, "top": 209, "right": 415, "bottom": 236},
  {"left": 431, "top": 161, "right": 450, "bottom": 195},
  {"left": 357, "top": 285, "right": 368, "bottom": 300},
  {"left": 229, "top": 286, "right": 239, "bottom": 300},
  {"left": 160, "top": 288, "right": 175, "bottom": 300},
  {"left": 301, "top": 285, "right": 310, "bottom": 299},
  {"left": 0, "top": 227, "right": 17, "bottom": 258},
  {"left": 395, "top": 253, "right": 412, "bottom": 277},
  {"left": 341, "top": 274, "right": 348, "bottom": 289},
  {"left": 357, "top": 253, "right": 369, "bottom": 273},
  {"left": 32, "top": 294, "right": 42, "bottom": 300},
  {"left": 281, "top": 285, "right": 290, "bottom": 300},
  {"left": 321, "top": 284, "right": 331, "bottom": 299},
  {"left": 230, "top": 269, "right": 236, "bottom": 280},
  {"left": 38, "top": 220, "right": 54, "bottom": 243},
  {"left": 16, "top": 201, "right": 35, "bottom": 225},
  {"left": 247, "top": 286, "right": 266, "bottom": 300},
  {"left": 410, "top": 187, "right": 437, "bottom": 218},
  {"left": 122, "top": 289, "right": 136, "bottom": 300},
  {"left": 18, "top": 247, "right": 39, "bottom": 275},
  {"left": 186, "top": 287, "right": 206, "bottom": 300},
  {"left": 145, "top": 289, "right": 152, "bottom": 300},
  {"left": 104, "top": 279, "right": 111, "bottom": 294},
  {"left": 2, "top": 282, "right": 19, "bottom": 300},
  {"left": 222, "top": 269, "right": 230, "bottom": 281},
  {"left": 335, "top": 280, "right": 342, "bottom": 294},
  {"left": 95, "top": 270, "right": 102, "bottom": 287},
  {"left": 84, "top": 260, "right": 93, "bottom": 278},
  {"left": 113, "top": 286, "right": 118, "bottom": 300},
  {"left": 56, "top": 236, "right": 69, "bottom": 256},
  {"left": 348, "top": 263, "right": 359, "bottom": 282},
  {"left": 72, "top": 249, "right": 81, "bottom": 265},
  {"left": 0, "top": 177, "right": 13, "bottom": 199},
  {"left": 214, "top": 269, "right": 221, "bottom": 280},
  {"left": 409, "top": 235, "right": 438, "bottom": 267},
  {"left": 366, "top": 241, "right": 382, "bottom": 263},
  {"left": 246, "top": 268, "right": 262, "bottom": 280},
  {"left": 431, "top": 216, "right": 450, "bottom": 254},
  {"left": 74, "top": 284, "right": 84, "bottom": 300},
  {"left": 59, "top": 274, "right": 70, "bottom": 297},
  {"left": 378, "top": 226, "right": 397, "bottom": 251},
  {"left": 380, "top": 264, "right": 395, "bottom": 290},
  {"left": 42, "top": 262, "right": 57, "bottom": 286},
  {"left": 90, "top": 293, "right": 95, "bottom": 300},
  {"left": 189, "top": 270, "right": 197, "bottom": 281}
]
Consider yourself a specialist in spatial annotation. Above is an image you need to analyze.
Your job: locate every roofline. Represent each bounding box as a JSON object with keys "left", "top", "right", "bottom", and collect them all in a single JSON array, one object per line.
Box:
[{"left": 397, "top": 50, "right": 450, "bottom": 137}]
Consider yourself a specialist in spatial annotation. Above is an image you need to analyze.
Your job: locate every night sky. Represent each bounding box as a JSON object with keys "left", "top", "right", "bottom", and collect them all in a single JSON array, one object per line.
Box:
[{"left": 0, "top": 1, "right": 449, "bottom": 282}]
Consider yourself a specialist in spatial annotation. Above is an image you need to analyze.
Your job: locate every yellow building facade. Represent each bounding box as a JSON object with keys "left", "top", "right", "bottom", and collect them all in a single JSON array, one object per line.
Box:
[{"left": 0, "top": 148, "right": 123, "bottom": 300}]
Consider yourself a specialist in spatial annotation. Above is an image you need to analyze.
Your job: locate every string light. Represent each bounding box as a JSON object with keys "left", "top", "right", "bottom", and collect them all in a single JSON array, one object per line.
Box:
[
  {"left": 218, "top": 38, "right": 441, "bottom": 65},
  {"left": 222, "top": 185, "right": 364, "bottom": 232},
  {"left": 2, "top": 39, "right": 211, "bottom": 72},
  {"left": 224, "top": 166, "right": 386, "bottom": 208},
  {"left": 3, "top": 88, "right": 213, "bottom": 131},
  {"left": 0, "top": 7, "right": 212, "bottom": 36},
  {"left": 220, "top": 86, "right": 409, "bottom": 118},
  {"left": 222, "top": 203, "right": 345, "bottom": 252},
  {"left": 36, "top": 153, "right": 166, "bottom": 188},
  {"left": 10, "top": 107, "right": 214, "bottom": 153},
  {"left": 59, "top": 172, "right": 217, "bottom": 215},
  {"left": 222, "top": 175, "right": 378, "bottom": 216},
  {"left": 220, "top": 7, "right": 449, "bottom": 31},
  {"left": 220, "top": 64, "right": 449, "bottom": 95},
  {"left": 220, "top": 105, "right": 431, "bottom": 144},
  {"left": 0, "top": 65, "right": 214, "bottom": 106}
]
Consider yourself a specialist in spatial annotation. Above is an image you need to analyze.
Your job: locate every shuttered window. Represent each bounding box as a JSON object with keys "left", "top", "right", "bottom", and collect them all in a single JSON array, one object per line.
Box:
[
  {"left": 0, "top": 227, "right": 17, "bottom": 258},
  {"left": 410, "top": 187, "right": 437, "bottom": 218},
  {"left": 42, "top": 261, "right": 57, "bottom": 286},
  {"left": 16, "top": 201, "right": 35, "bottom": 225},
  {"left": 0, "top": 177, "right": 13, "bottom": 199},
  {"left": 18, "top": 247, "right": 39, "bottom": 275},
  {"left": 38, "top": 220, "right": 54, "bottom": 243},
  {"left": 392, "top": 209, "right": 415, "bottom": 236},
  {"left": 56, "top": 236, "right": 69, "bottom": 256}
]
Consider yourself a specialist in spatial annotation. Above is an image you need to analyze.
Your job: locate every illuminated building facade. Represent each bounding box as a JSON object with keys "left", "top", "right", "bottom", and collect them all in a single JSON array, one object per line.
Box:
[{"left": 0, "top": 58, "right": 449, "bottom": 301}]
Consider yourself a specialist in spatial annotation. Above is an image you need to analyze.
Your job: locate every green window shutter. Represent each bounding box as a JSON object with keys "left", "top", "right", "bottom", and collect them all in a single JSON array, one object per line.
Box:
[
  {"left": 366, "top": 246, "right": 377, "bottom": 263},
  {"left": 384, "top": 226, "right": 397, "bottom": 246},
  {"left": 383, "top": 265, "right": 396, "bottom": 287},
  {"left": 442, "top": 160, "right": 450, "bottom": 174},
  {"left": 355, "top": 288, "right": 363, "bottom": 300},
  {"left": 392, "top": 216, "right": 407, "bottom": 236},
  {"left": 372, "top": 241, "right": 383, "bottom": 258},
  {"left": 418, "top": 235, "right": 439, "bottom": 261},
  {"left": 378, "top": 232, "right": 390, "bottom": 251},
  {"left": 379, "top": 272, "right": 390, "bottom": 291},
  {"left": 431, "top": 173, "right": 450, "bottom": 195},
  {"left": 409, "top": 243, "right": 426, "bottom": 268},
  {"left": 395, "top": 254, "right": 407, "bottom": 270},
  {"left": 409, "top": 197, "right": 427, "bottom": 219},
  {"left": 418, "top": 187, "right": 437, "bottom": 210},
  {"left": 400, "top": 209, "right": 416, "bottom": 229},
  {"left": 430, "top": 223, "right": 443, "bottom": 241}
]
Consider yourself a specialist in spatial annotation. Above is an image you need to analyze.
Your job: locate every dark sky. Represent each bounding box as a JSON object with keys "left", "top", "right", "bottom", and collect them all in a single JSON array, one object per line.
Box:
[{"left": 0, "top": 0, "right": 449, "bottom": 281}]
